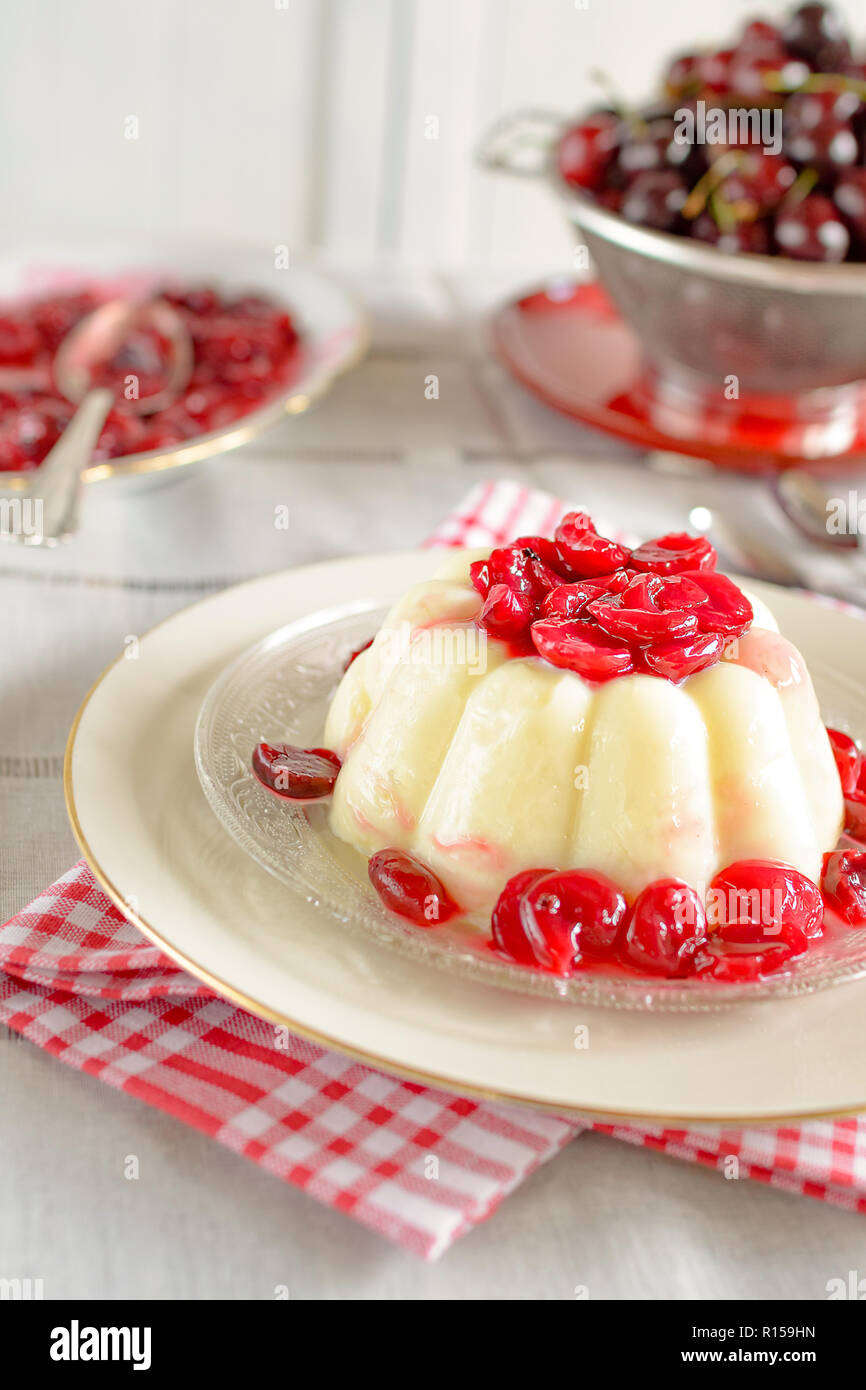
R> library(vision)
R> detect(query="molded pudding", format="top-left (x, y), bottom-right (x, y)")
top-left (323, 530), bottom-right (844, 918)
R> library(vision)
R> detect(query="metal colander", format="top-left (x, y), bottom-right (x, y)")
top-left (479, 110), bottom-right (866, 398)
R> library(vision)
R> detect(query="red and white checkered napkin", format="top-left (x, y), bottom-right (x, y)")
top-left (3, 479), bottom-right (866, 1260)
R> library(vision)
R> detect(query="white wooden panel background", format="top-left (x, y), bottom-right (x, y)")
top-left (1, 0), bottom-right (864, 268)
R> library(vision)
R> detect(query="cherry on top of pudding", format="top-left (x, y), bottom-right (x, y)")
top-left (469, 512), bottom-right (752, 683)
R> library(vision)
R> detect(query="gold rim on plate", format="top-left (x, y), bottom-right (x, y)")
top-left (61, 588), bottom-right (866, 1128)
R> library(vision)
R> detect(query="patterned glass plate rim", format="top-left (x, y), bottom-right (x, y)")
top-left (193, 599), bottom-right (866, 1012)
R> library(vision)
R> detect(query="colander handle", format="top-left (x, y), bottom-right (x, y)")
top-left (476, 108), bottom-right (563, 178)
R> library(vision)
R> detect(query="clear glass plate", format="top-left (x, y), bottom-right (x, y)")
top-left (194, 600), bottom-right (866, 1011)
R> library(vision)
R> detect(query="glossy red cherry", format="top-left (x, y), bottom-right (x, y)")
top-left (252, 742), bottom-right (341, 800)
top-left (540, 571), bottom-right (630, 619)
top-left (554, 513), bottom-right (630, 578)
top-left (488, 543), bottom-right (561, 598)
top-left (783, 3), bottom-right (851, 71)
top-left (786, 119), bottom-right (859, 179)
top-left (531, 617), bottom-right (634, 681)
top-left (620, 573), bottom-right (663, 609)
top-left (708, 860), bottom-right (823, 946)
top-left (28, 290), bottom-right (99, 351)
top-left (557, 112), bottom-right (620, 191)
top-left (621, 170), bottom-right (688, 232)
top-left (492, 868), bottom-right (627, 974)
top-left (844, 792), bottom-right (866, 841)
top-left (642, 630), bottom-right (724, 681)
top-left (786, 88), bottom-right (862, 137)
top-left (717, 152), bottom-right (797, 215)
top-left (652, 575), bottom-right (711, 610)
top-left (624, 879), bottom-right (708, 977)
top-left (469, 559), bottom-right (491, 597)
top-left (587, 595), bottom-right (698, 644)
top-left (739, 18), bottom-right (783, 50)
top-left (691, 213), bottom-right (771, 256)
top-left (368, 848), bottom-right (458, 926)
top-left (628, 532), bottom-right (717, 575)
top-left (833, 169), bottom-right (866, 248)
top-left (510, 534), bottom-right (568, 574)
top-left (540, 580), bottom-right (608, 620)
top-left (678, 570), bottom-right (753, 638)
top-left (697, 48), bottom-right (735, 94)
top-left (480, 583), bottom-right (535, 639)
top-left (490, 868), bottom-right (555, 965)
top-left (822, 849), bottom-right (866, 925)
top-left (664, 52), bottom-right (702, 99)
top-left (0, 316), bottom-right (41, 364)
top-left (826, 727), bottom-right (861, 793)
top-left (774, 195), bottom-right (850, 264)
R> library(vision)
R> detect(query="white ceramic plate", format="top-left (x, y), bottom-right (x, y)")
top-left (0, 243), bottom-right (368, 489)
top-left (65, 551), bottom-right (866, 1123)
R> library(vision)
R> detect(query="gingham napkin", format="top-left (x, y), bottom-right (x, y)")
top-left (2, 480), bottom-right (866, 1261)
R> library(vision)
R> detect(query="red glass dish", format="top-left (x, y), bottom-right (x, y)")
top-left (492, 279), bottom-right (866, 473)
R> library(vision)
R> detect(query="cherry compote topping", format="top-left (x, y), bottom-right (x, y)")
top-left (252, 742), bottom-right (341, 800)
top-left (473, 513), bottom-right (749, 686)
top-left (368, 848), bottom-right (458, 926)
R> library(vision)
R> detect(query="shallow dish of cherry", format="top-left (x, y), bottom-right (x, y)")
top-left (65, 550), bottom-right (866, 1122)
top-left (0, 244), bottom-right (367, 487)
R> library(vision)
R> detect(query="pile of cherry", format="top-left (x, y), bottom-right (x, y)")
top-left (558, 3), bottom-right (866, 262)
top-left (0, 283), bottom-right (300, 471)
top-left (469, 513), bottom-right (752, 684)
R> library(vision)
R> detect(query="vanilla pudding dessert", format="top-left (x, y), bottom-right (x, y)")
top-left (253, 514), bottom-right (866, 982)
top-left (324, 547), bottom-right (842, 912)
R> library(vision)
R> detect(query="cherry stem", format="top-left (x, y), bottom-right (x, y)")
top-left (781, 165), bottom-right (820, 208)
top-left (681, 150), bottom-right (743, 220)
top-left (708, 188), bottom-right (737, 234)
top-left (764, 69), bottom-right (866, 100)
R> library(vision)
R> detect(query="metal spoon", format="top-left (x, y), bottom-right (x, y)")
top-left (53, 298), bottom-right (193, 416)
top-left (774, 467), bottom-right (866, 552)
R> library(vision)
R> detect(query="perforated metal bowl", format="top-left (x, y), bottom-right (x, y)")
top-left (480, 110), bottom-right (866, 398)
